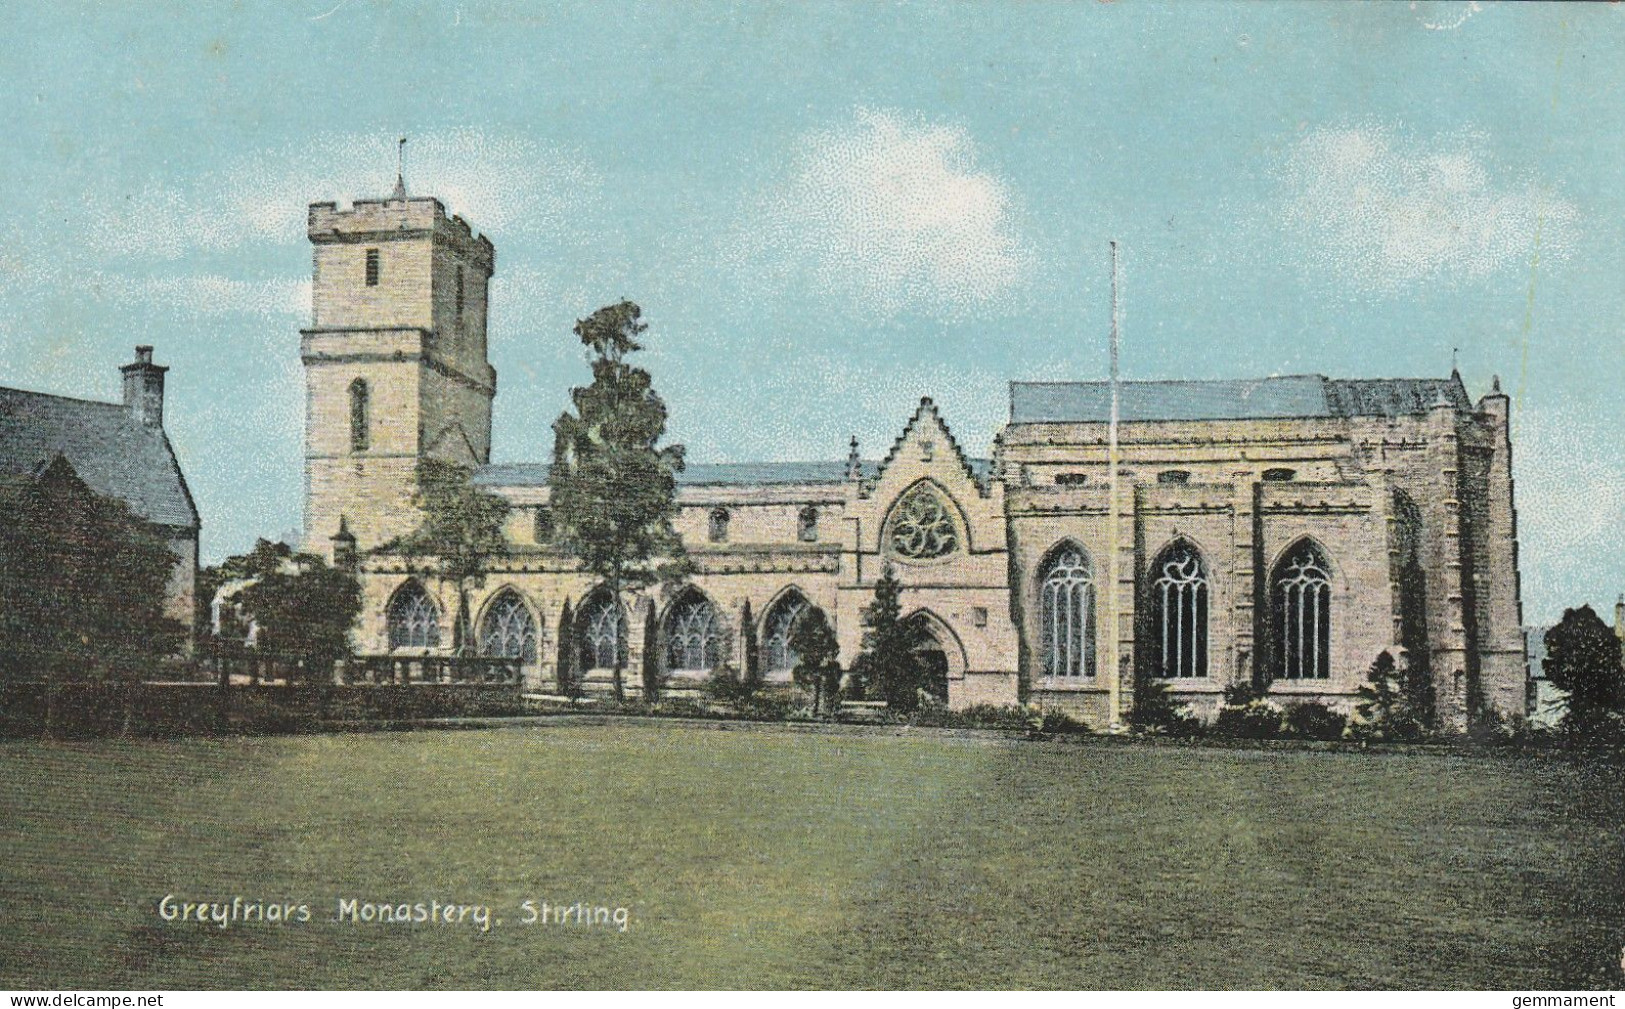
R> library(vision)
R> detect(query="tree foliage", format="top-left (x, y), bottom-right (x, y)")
top-left (789, 606), bottom-right (841, 716)
top-left (1543, 605), bottom-right (1625, 732)
top-left (0, 456), bottom-right (185, 683)
top-left (385, 459), bottom-right (511, 654)
top-left (1353, 650), bottom-right (1425, 741)
top-left (549, 300), bottom-right (689, 700)
top-left (851, 564), bottom-right (930, 712)
top-left (209, 538), bottom-right (361, 683)
top-left (555, 598), bottom-right (578, 697)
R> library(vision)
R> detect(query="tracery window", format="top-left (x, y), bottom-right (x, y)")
top-left (763, 592), bottom-right (812, 673)
top-left (578, 590), bottom-right (627, 671)
top-left (888, 483), bottom-right (959, 560)
top-left (349, 378), bottom-right (369, 453)
top-left (665, 594), bottom-right (722, 672)
top-left (1273, 540), bottom-right (1332, 680)
top-left (478, 589), bottom-right (537, 664)
top-left (387, 581), bottom-right (440, 650)
top-left (1150, 541), bottom-right (1209, 678)
top-left (1040, 546), bottom-right (1095, 678)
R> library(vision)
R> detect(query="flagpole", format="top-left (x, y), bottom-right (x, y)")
top-left (1106, 240), bottom-right (1123, 730)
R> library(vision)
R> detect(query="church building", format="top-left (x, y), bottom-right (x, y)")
top-left (301, 187), bottom-right (1527, 731)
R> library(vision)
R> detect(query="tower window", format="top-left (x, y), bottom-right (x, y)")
top-left (1262, 468), bottom-right (1296, 482)
top-left (455, 267), bottom-right (465, 320)
top-left (798, 506), bottom-right (818, 542)
top-left (1055, 472), bottom-right (1088, 486)
top-left (1158, 470), bottom-right (1191, 485)
top-left (349, 378), bottom-right (369, 453)
top-left (365, 248), bottom-right (380, 287)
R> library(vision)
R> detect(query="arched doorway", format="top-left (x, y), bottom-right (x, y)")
top-left (902, 610), bottom-right (964, 706)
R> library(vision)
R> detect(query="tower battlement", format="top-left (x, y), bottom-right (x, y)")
top-left (308, 197), bottom-right (495, 272)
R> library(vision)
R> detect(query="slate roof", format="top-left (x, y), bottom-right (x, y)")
top-left (1008, 374), bottom-right (1471, 424)
top-left (476, 460), bottom-right (877, 488)
top-left (475, 458), bottom-right (996, 489)
top-left (0, 387), bottom-right (198, 529)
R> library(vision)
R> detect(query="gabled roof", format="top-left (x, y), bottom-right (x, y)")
top-left (870, 397), bottom-right (992, 495)
top-left (1008, 374), bottom-right (1471, 424)
top-left (0, 387), bottom-right (198, 529)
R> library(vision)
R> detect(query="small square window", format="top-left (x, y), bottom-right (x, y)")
top-left (972, 606), bottom-right (988, 627)
top-left (365, 248), bottom-right (380, 287)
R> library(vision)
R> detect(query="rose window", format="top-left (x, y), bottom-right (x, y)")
top-left (889, 484), bottom-right (960, 560)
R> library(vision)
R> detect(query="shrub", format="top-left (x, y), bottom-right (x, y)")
top-left (1025, 706), bottom-right (1090, 736)
top-left (1131, 676), bottom-right (1202, 736)
top-left (702, 665), bottom-right (757, 704)
top-left (1212, 682), bottom-right (1283, 739)
top-left (1352, 651), bottom-right (1426, 742)
top-left (1282, 701), bottom-right (1347, 741)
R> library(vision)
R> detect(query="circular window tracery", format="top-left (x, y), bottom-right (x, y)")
top-left (889, 484), bottom-right (960, 561)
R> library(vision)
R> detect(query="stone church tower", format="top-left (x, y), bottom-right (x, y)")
top-left (300, 182), bottom-right (496, 561)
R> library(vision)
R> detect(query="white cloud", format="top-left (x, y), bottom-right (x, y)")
top-left (1276, 125), bottom-right (1576, 295)
top-left (744, 108), bottom-right (1032, 318)
top-left (86, 272), bottom-right (311, 319)
top-left (86, 129), bottom-right (600, 258)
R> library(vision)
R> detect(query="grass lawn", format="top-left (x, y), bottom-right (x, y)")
top-left (1, 723), bottom-right (1621, 989)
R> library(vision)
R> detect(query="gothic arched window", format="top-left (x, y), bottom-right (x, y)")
top-left (578, 589), bottom-right (627, 671)
top-left (763, 591), bottom-right (812, 673)
top-left (349, 378), bottom-right (369, 453)
top-left (709, 508), bottom-right (730, 543)
top-left (1273, 540), bottom-right (1332, 680)
top-left (888, 483), bottom-right (960, 561)
top-left (665, 593), bottom-right (722, 673)
top-left (1040, 545), bottom-right (1095, 678)
top-left (478, 589), bottom-right (537, 665)
top-left (798, 506), bottom-right (819, 543)
top-left (387, 581), bottom-right (440, 650)
top-left (1150, 541), bottom-right (1209, 678)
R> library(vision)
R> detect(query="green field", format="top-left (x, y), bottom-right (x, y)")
top-left (1, 723), bottom-right (1621, 989)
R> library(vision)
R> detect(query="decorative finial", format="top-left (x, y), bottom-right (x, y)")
top-left (1491, 374), bottom-right (1502, 394)
top-left (1450, 346), bottom-right (1460, 379)
top-left (392, 137), bottom-right (408, 200)
top-left (846, 435), bottom-right (861, 481)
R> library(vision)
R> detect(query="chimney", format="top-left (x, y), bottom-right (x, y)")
top-left (120, 345), bottom-right (167, 428)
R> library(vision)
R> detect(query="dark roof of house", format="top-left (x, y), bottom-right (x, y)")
top-left (0, 387), bottom-right (198, 529)
top-left (1008, 374), bottom-right (1472, 424)
top-left (475, 460), bottom-right (883, 488)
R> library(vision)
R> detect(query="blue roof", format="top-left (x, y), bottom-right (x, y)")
top-left (476, 460), bottom-right (882, 488)
top-left (1009, 375), bottom-right (1469, 424)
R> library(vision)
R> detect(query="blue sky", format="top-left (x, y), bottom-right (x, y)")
top-left (0, 1), bottom-right (1620, 624)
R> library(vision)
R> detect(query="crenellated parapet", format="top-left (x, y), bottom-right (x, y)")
top-left (308, 196), bottom-right (495, 273)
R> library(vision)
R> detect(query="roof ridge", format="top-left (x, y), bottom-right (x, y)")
top-left (0, 385), bottom-right (131, 413)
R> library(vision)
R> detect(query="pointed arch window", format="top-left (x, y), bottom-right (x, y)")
top-left (665, 593), bottom-right (722, 672)
top-left (478, 589), bottom-right (537, 665)
top-left (578, 590), bottom-right (627, 671)
top-left (349, 378), bottom-right (369, 453)
top-left (387, 581), bottom-right (440, 650)
top-left (1273, 540), bottom-right (1332, 680)
top-left (763, 592), bottom-right (812, 673)
top-left (888, 483), bottom-right (960, 560)
top-left (1150, 541), bottom-right (1209, 678)
top-left (1040, 546), bottom-right (1095, 678)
